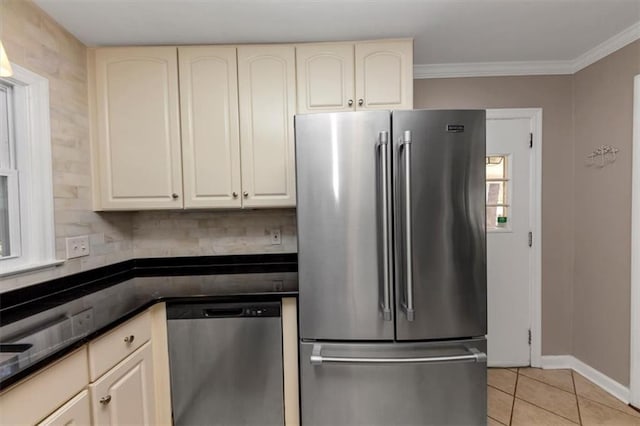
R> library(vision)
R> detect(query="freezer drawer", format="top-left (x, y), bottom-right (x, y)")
top-left (300, 338), bottom-right (487, 426)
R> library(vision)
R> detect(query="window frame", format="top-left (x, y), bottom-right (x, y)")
top-left (0, 63), bottom-right (58, 276)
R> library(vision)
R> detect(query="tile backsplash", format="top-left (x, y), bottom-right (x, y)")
top-left (132, 209), bottom-right (297, 257)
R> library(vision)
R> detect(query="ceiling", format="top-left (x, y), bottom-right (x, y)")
top-left (34, 0), bottom-right (640, 67)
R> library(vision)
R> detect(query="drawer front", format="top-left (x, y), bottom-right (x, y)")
top-left (0, 347), bottom-right (89, 425)
top-left (89, 311), bottom-right (151, 381)
top-left (38, 389), bottom-right (91, 426)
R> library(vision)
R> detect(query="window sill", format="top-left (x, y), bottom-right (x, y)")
top-left (0, 259), bottom-right (65, 278)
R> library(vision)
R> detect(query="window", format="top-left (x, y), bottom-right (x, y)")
top-left (0, 83), bottom-right (19, 259)
top-left (486, 155), bottom-right (510, 231)
top-left (0, 64), bottom-right (56, 276)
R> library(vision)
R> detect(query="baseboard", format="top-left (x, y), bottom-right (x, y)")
top-left (541, 355), bottom-right (630, 404)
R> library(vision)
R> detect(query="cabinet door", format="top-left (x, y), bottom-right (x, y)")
top-left (296, 43), bottom-right (355, 113)
top-left (90, 342), bottom-right (156, 426)
top-left (38, 390), bottom-right (91, 426)
top-left (93, 47), bottom-right (183, 210)
top-left (238, 45), bottom-right (297, 208)
top-left (179, 46), bottom-right (242, 208)
top-left (355, 40), bottom-right (413, 110)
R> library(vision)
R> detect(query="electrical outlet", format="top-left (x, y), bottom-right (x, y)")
top-left (71, 308), bottom-right (94, 337)
top-left (66, 235), bottom-right (90, 259)
top-left (270, 228), bottom-right (281, 245)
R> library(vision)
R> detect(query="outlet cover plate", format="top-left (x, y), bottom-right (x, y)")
top-left (66, 235), bottom-right (90, 259)
top-left (270, 228), bottom-right (281, 245)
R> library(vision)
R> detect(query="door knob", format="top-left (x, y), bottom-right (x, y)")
top-left (232, 192), bottom-right (238, 198)
top-left (124, 335), bottom-right (135, 344)
top-left (243, 192), bottom-right (249, 198)
top-left (172, 193), bottom-right (179, 199)
top-left (100, 395), bottom-right (112, 405)
top-left (358, 99), bottom-right (364, 106)
top-left (347, 99), bottom-right (353, 107)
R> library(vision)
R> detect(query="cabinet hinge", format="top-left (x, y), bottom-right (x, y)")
top-left (528, 329), bottom-right (532, 345)
top-left (529, 133), bottom-right (533, 148)
top-left (528, 231), bottom-right (533, 247)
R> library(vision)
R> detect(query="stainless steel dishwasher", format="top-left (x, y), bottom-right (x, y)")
top-left (167, 301), bottom-right (284, 426)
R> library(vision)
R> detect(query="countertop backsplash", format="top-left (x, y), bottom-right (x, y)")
top-left (132, 209), bottom-right (298, 257)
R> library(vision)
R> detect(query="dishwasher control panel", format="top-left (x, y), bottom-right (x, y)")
top-left (168, 301), bottom-right (281, 320)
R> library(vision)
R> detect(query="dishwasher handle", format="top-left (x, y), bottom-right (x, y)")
top-left (203, 308), bottom-right (244, 317)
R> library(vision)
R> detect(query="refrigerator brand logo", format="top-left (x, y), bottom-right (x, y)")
top-left (446, 124), bottom-right (465, 133)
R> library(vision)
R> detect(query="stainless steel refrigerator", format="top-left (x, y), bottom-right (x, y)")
top-left (295, 109), bottom-right (487, 425)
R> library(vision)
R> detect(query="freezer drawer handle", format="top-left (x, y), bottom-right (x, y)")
top-left (378, 130), bottom-right (392, 321)
top-left (401, 130), bottom-right (415, 322)
top-left (310, 345), bottom-right (487, 365)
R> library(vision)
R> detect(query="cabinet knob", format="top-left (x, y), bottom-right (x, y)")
top-left (347, 99), bottom-right (353, 107)
top-left (358, 99), bottom-right (364, 106)
top-left (172, 193), bottom-right (179, 199)
top-left (232, 192), bottom-right (238, 198)
top-left (100, 395), bottom-right (112, 405)
top-left (124, 335), bottom-right (135, 344)
top-left (243, 191), bottom-right (249, 198)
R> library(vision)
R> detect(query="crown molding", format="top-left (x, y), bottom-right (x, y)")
top-left (413, 61), bottom-right (574, 79)
top-left (414, 20), bottom-right (640, 79)
top-left (573, 20), bottom-right (640, 72)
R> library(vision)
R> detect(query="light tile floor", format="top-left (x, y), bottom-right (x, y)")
top-left (488, 368), bottom-right (640, 425)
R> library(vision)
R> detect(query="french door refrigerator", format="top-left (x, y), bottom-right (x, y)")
top-left (295, 109), bottom-right (487, 425)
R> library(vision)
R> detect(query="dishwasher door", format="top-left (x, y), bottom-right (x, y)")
top-left (167, 301), bottom-right (284, 426)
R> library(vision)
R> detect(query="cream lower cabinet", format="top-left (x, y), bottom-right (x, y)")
top-left (238, 45), bottom-right (297, 208)
top-left (38, 390), bottom-right (92, 426)
top-left (89, 342), bottom-right (156, 425)
top-left (296, 39), bottom-right (413, 113)
top-left (0, 348), bottom-right (89, 425)
top-left (90, 47), bottom-right (183, 210)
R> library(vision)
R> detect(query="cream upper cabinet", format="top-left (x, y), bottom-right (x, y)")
top-left (90, 342), bottom-right (156, 426)
top-left (179, 46), bottom-right (242, 208)
top-left (355, 40), bottom-right (413, 110)
top-left (296, 39), bottom-right (413, 114)
top-left (91, 47), bottom-right (183, 210)
top-left (238, 45), bottom-right (297, 208)
top-left (296, 43), bottom-right (355, 113)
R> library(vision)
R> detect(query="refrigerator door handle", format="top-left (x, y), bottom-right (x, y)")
top-left (401, 130), bottom-right (415, 321)
top-left (310, 344), bottom-right (487, 365)
top-left (378, 131), bottom-right (392, 321)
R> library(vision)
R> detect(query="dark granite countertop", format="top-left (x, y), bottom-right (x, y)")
top-left (0, 253), bottom-right (297, 390)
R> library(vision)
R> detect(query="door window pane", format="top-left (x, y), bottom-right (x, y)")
top-left (486, 155), bottom-right (510, 231)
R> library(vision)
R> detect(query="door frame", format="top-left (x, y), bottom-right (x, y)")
top-left (486, 108), bottom-right (542, 367)
top-left (630, 74), bottom-right (640, 407)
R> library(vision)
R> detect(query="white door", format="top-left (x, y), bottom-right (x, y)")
top-left (486, 113), bottom-right (533, 366)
